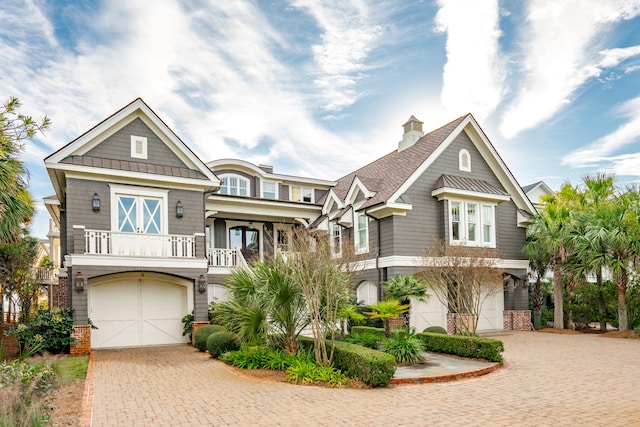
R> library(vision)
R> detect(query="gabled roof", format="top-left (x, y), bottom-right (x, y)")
top-left (333, 115), bottom-right (467, 209)
top-left (44, 98), bottom-right (219, 200)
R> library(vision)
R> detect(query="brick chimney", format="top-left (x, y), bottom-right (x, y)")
top-left (398, 115), bottom-right (424, 152)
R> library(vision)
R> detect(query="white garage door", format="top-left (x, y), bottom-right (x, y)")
top-left (90, 273), bottom-right (191, 349)
top-left (476, 289), bottom-right (504, 332)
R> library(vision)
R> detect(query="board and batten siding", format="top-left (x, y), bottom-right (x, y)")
top-left (380, 130), bottom-right (526, 260)
top-left (84, 118), bottom-right (189, 169)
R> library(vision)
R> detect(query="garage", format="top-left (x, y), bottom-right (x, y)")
top-left (89, 273), bottom-right (192, 349)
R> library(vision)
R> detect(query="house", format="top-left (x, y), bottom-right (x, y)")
top-left (44, 99), bottom-right (534, 353)
top-left (523, 181), bottom-right (553, 212)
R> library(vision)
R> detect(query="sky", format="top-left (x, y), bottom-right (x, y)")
top-left (1, 0), bottom-right (640, 239)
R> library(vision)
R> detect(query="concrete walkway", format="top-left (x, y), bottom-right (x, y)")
top-left (88, 332), bottom-right (640, 426)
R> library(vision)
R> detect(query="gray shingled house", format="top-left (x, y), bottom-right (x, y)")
top-left (44, 99), bottom-right (533, 353)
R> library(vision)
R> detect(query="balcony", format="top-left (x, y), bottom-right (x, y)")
top-left (31, 267), bottom-right (59, 284)
top-left (207, 248), bottom-right (247, 269)
top-left (84, 229), bottom-right (197, 258)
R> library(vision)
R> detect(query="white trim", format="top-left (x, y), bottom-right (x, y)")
top-left (109, 184), bottom-right (169, 234)
top-left (388, 115), bottom-right (536, 215)
top-left (260, 180), bottom-right (278, 200)
top-left (350, 255), bottom-right (529, 271)
top-left (225, 220), bottom-right (264, 259)
top-left (218, 173), bottom-right (250, 197)
top-left (447, 199), bottom-right (497, 248)
top-left (207, 158), bottom-right (335, 187)
top-left (431, 187), bottom-right (511, 202)
top-left (353, 210), bottom-right (369, 254)
top-left (345, 176), bottom-right (375, 205)
top-left (289, 185), bottom-right (315, 203)
top-left (130, 135), bottom-right (148, 159)
top-left (67, 254), bottom-right (207, 269)
top-left (459, 149), bottom-right (471, 172)
top-left (322, 189), bottom-right (344, 215)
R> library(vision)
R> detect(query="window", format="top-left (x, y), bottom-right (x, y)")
top-left (130, 135), bottom-right (147, 159)
top-left (330, 222), bottom-right (342, 257)
top-left (110, 185), bottom-right (168, 234)
top-left (262, 181), bottom-right (277, 199)
top-left (219, 174), bottom-right (249, 196)
top-left (354, 211), bottom-right (369, 253)
top-left (290, 186), bottom-right (314, 203)
top-left (449, 200), bottom-right (495, 246)
top-left (459, 149), bottom-right (471, 172)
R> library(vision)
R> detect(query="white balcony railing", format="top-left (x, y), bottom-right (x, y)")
top-left (207, 248), bottom-right (247, 268)
top-left (31, 267), bottom-right (59, 282)
top-left (85, 230), bottom-right (196, 258)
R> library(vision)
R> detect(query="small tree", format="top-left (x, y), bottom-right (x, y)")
top-left (382, 274), bottom-right (429, 327)
top-left (418, 242), bottom-right (504, 335)
top-left (287, 227), bottom-right (357, 366)
top-left (366, 300), bottom-right (410, 337)
top-left (0, 236), bottom-right (39, 323)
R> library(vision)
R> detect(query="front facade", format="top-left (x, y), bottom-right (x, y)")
top-left (44, 99), bottom-right (534, 352)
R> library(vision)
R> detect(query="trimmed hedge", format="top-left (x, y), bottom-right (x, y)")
top-left (194, 324), bottom-right (227, 352)
top-left (416, 332), bottom-right (504, 364)
top-left (350, 326), bottom-right (386, 337)
top-left (206, 331), bottom-right (240, 358)
top-left (300, 337), bottom-right (396, 387)
top-left (422, 326), bottom-right (447, 335)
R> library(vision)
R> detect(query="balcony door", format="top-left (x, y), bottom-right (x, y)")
top-left (229, 226), bottom-right (259, 262)
top-left (117, 195), bottom-right (163, 234)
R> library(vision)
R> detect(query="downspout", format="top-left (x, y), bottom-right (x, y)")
top-left (364, 210), bottom-right (383, 301)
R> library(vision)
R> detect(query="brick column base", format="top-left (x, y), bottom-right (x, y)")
top-left (191, 321), bottom-right (210, 346)
top-left (503, 310), bottom-right (532, 331)
top-left (70, 325), bottom-right (91, 355)
top-left (446, 313), bottom-right (476, 334)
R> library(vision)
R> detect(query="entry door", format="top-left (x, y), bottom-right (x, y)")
top-left (229, 226), bottom-right (259, 261)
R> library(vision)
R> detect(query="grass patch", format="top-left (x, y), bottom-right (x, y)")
top-left (27, 355), bottom-right (89, 384)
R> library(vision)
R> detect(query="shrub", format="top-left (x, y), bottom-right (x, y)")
top-left (300, 337), bottom-right (396, 387)
top-left (0, 361), bottom-right (57, 425)
top-left (416, 332), bottom-right (504, 364)
top-left (381, 330), bottom-right (425, 363)
top-left (423, 326), bottom-right (447, 335)
top-left (194, 325), bottom-right (226, 352)
top-left (350, 326), bottom-right (386, 337)
top-left (342, 332), bottom-right (380, 349)
top-left (206, 331), bottom-right (240, 358)
top-left (5, 308), bottom-right (75, 355)
top-left (181, 313), bottom-right (194, 337)
top-left (285, 359), bottom-right (347, 387)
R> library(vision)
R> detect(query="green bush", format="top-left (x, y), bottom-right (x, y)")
top-left (300, 337), bottom-right (396, 387)
top-left (220, 346), bottom-right (296, 370)
top-left (381, 330), bottom-right (425, 363)
top-left (416, 332), bottom-right (504, 364)
top-left (5, 308), bottom-right (75, 355)
top-left (342, 332), bottom-right (380, 349)
top-left (0, 360), bottom-right (57, 425)
top-left (193, 325), bottom-right (226, 352)
top-left (181, 313), bottom-right (194, 337)
top-left (285, 359), bottom-right (347, 387)
top-left (422, 326), bottom-right (447, 335)
top-left (206, 331), bottom-right (240, 358)
top-left (350, 326), bottom-right (386, 337)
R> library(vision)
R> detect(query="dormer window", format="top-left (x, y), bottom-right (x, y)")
top-left (131, 135), bottom-right (147, 159)
top-left (459, 149), bottom-right (471, 172)
top-left (219, 174), bottom-right (249, 196)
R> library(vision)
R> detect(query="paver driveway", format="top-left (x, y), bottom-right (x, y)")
top-left (89, 331), bottom-right (640, 426)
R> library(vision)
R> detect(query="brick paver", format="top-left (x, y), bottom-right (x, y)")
top-left (89, 332), bottom-right (640, 426)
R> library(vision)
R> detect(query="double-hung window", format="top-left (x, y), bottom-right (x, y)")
top-left (219, 174), bottom-right (249, 196)
top-left (290, 186), bottom-right (314, 203)
top-left (449, 200), bottom-right (495, 247)
top-left (262, 181), bottom-right (277, 199)
top-left (354, 211), bottom-right (369, 253)
top-left (330, 222), bottom-right (342, 257)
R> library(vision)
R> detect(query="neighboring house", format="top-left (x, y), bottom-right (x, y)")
top-left (523, 181), bottom-right (553, 213)
top-left (44, 99), bottom-right (535, 353)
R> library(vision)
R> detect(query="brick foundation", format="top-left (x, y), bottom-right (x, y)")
top-left (503, 310), bottom-right (532, 331)
top-left (70, 325), bottom-right (91, 355)
top-left (191, 321), bottom-right (210, 346)
top-left (446, 313), bottom-right (476, 334)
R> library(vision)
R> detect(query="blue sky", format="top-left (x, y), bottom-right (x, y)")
top-left (2, 0), bottom-right (640, 238)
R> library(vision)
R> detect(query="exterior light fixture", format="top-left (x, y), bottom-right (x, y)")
top-left (75, 271), bottom-right (85, 291)
top-left (176, 201), bottom-right (184, 218)
top-left (198, 274), bottom-right (207, 293)
top-left (92, 193), bottom-right (100, 212)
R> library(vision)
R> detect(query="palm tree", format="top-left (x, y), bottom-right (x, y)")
top-left (382, 274), bottom-right (429, 328)
top-left (522, 237), bottom-right (550, 330)
top-left (366, 300), bottom-right (410, 337)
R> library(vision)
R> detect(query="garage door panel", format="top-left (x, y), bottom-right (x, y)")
top-left (90, 275), bottom-right (189, 349)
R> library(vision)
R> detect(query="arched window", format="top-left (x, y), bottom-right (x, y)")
top-left (219, 174), bottom-right (250, 196)
top-left (459, 149), bottom-right (471, 172)
top-left (357, 281), bottom-right (378, 305)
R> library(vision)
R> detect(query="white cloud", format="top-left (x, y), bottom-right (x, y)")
top-left (562, 96), bottom-right (640, 174)
top-left (288, 0), bottom-right (384, 113)
top-left (499, 0), bottom-right (640, 139)
top-left (434, 0), bottom-right (505, 121)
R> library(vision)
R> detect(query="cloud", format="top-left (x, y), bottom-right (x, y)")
top-left (499, 0), bottom-right (640, 139)
top-left (562, 96), bottom-right (640, 175)
top-left (288, 0), bottom-right (384, 113)
top-left (434, 0), bottom-right (505, 121)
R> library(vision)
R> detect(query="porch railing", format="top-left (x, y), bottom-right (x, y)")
top-left (31, 267), bottom-right (58, 282)
top-left (85, 230), bottom-right (196, 258)
top-left (207, 248), bottom-right (247, 268)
